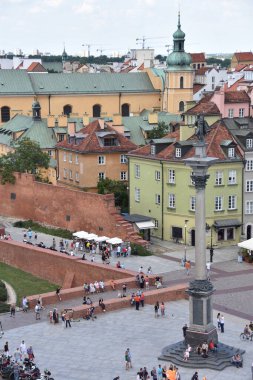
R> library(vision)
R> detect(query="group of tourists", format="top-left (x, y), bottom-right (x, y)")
top-left (83, 280), bottom-right (105, 294)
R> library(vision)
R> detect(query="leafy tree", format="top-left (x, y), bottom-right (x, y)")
top-left (97, 178), bottom-right (128, 212)
top-left (0, 138), bottom-right (50, 184)
top-left (206, 57), bottom-right (231, 68)
top-left (148, 121), bottom-right (170, 139)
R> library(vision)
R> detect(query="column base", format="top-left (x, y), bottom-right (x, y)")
top-left (185, 326), bottom-right (218, 346)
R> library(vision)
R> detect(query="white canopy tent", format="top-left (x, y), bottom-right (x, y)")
top-left (73, 231), bottom-right (89, 239)
top-left (86, 233), bottom-right (98, 241)
top-left (238, 238), bottom-right (253, 250)
top-left (107, 237), bottom-right (123, 245)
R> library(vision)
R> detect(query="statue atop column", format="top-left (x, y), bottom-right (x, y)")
top-left (194, 113), bottom-right (209, 142)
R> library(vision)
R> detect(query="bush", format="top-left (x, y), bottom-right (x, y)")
top-left (0, 282), bottom-right (7, 302)
top-left (131, 243), bottom-right (152, 256)
top-left (0, 302), bottom-right (11, 313)
top-left (13, 220), bottom-right (73, 239)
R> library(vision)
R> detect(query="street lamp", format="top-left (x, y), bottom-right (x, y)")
top-left (184, 219), bottom-right (189, 262)
top-left (206, 223), bottom-right (214, 262)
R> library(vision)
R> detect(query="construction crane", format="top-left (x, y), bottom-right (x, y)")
top-left (136, 36), bottom-right (168, 49)
top-left (82, 43), bottom-right (102, 57)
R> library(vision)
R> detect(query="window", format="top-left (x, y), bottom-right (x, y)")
top-left (228, 147), bottom-right (235, 158)
top-left (215, 171), bottom-right (223, 185)
top-left (179, 101), bottom-right (184, 112)
top-left (135, 164), bottom-right (140, 178)
top-left (120, 154), bottom-right (127, 164)
top-left (246, 201), bottom-right (253, 214)
top-left (168, 169), bottom-right (175, 184)
top-left (228, 170), bottom-right (236, 184)
top-left (75, 172), bottom-right (79, 182)
top-left (135, 187), bottom-right (140, 202)
top-left (63, 168), bottom-right (67, 178)
top-left (228, 109), bottom-right (234, 118)
top-left (75, 155), bottom-right (79, 164)
top-left (151, 145), bottom-right (156, 155)
top-left (48, 150), bottom-right (53, 157)
top-left (63, 104), bottom-right (72, 116)
top-left (1, 106), bottom-right (10, 122)
top-left (227, 227), bottom-right (234, 240)
top-left (69, 153), bottom-right (72, 163)
top-left (120, 171), bottom-right (127, 181)
top-left (155, 170), bottom-right (161, 181)
top-left (168, 193), bottom-right (175, 208)
top-left (228, 195), bottom-right (237, 210)
top-left (212, 76), bottom-right (215, 83)
top-left (93, 104), bottom-right (101, 118)
top-left (103, 138), bottom-right (118, 147)
top-left (121, 103), bottom-right (130, 117)
top-left (180, 76), bottom-right (184, 89)
top-left (246, 139), bottom-right (253, 148)
top-left (239, 108), bottom-right (244, 118)
top-left (98, 172), bottom-right (105, 180)
top-left (190, 196), bottom-right (196, 211)
top-left (175, 147), bottom-right (181, 158)
top-left (246, 180), bottom-right (253, 192)
top-left (218, 229), bottom-right (225, 241)
top-left (218, 227), bottom-right (234, 241)
top-left (98, 156), bottom-right (105, 165)
top-left (155, 194), bottom-right (161, 205)
top-left (69, 169), bottom-right (72, 180)
top-left (63, 152), bottom-right (67, 162)
top-left (246, 160), bottom-right (253, 171)
top-left (215, 196), bottom-right (223, 211)
top-left (58, 134), bottom-right (65, 142)
top-left (190, 171), bottom-right (195, 186)
top-left (154, 220), bottom-right (159, 228)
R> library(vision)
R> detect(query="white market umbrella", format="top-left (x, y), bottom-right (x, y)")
top-left (238, 238), bottom-right (253, 250)
top-left (107, 237), bottom-right (123, 245)
top-left (73, 231), bottom-right (89, 239)
top-left (86, 233), bottom-right (98, 241)
top-left (95, 236), bottom-right (109, 242)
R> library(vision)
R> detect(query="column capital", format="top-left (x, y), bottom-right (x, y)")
top-left (191, 174), bottom-right (210, 189)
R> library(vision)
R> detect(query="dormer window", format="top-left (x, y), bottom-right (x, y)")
top-left (228, 147), bottom-right (235, 158)
top-left (103, 137), bottom-right (118, 146)
top-left (246, 138), bottom-right (253, 149)
top-left (151, 145), bottom-right (156, 155)
top-left (175, 147), bottom-right (181, 158)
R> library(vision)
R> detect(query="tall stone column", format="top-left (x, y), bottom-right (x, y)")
top-left (184, 144), bottom-right (218, 346)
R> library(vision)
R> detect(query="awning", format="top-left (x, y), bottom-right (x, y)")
top-left (238, 238), bottom-right (253, 250)
top-left (136, 221), bottom-right (156, 230)
top-left (214, 219), bottom-right (242, 228)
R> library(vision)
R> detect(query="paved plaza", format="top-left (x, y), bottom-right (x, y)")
top-left (1, 216), bottom-right (253, 379)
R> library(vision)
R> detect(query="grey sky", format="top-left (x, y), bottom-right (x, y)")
top-left (0, 0), bottom-right (252, 56)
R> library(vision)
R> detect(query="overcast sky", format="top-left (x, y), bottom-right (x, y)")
top-left (0, 0), bottom-right (252, 56)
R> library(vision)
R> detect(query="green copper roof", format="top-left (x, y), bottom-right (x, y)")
top-left (0, 70), bottom-right (35, 94)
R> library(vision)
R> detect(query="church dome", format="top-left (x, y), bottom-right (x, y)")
top-left (173, 28), bottom-right (185, 40)
top-left (166, 51), bottom-right (192, 67)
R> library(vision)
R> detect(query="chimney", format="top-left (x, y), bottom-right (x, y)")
top-left (58, 115), bottom-right (68, 127)
top-left (148, 112), bottom-right (158, 124)
top-left (99, 119), bottom-right (105, 130)
top-left (83, 114), bottom-right (89, 126)
top-left (68, 122), bottom-right (76, 136)
top-left (47, 115), bottom-right (56, 128)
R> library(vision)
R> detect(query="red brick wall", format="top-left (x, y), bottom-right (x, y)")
top-left (0, 173), bottom-right (129, 240)
top-left (0, 240), bottom-right (136, 287)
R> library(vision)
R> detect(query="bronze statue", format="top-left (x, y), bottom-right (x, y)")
top-left (194, 113), bottom-right (209, 142)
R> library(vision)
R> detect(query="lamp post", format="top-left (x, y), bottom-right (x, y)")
top-left (184, 219), bottom-right (189, 262)
top-left (210, 225), bottom-right (214, 263)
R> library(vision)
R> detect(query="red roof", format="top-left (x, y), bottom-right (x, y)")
top-left (224, 90), bottom-right (250, 103)
top-left (129, 121), bottom-right (243, 161)
top-left (27, 62), bottom-right (47, 72)
top-left (57, 119), bottom-right (137, 153)
top-left (225, 78), bottom-right (244, 91)
top-left (185, 101), bottom-right (220, 116)
top-left (190, 53), bottom-right (206, 63)
top-left (234, 52), bottom-right (253, 62)
top-left (193, 84), bottom-right (205, 94)
top-left (234, 64), bottom-right (248, 72)
top-left (195, 67), bottom-right (210, 75)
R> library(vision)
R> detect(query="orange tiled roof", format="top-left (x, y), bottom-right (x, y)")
top-left (57, 119), bottom-right (137, 153)
top-left (190, 53), bottom-right (205, 63)
top-left (234, 64), bottom-right (248, 72)
top-left (193, 84), bottom-right (205, 94)
top-left (224, 90), bottom-right (250, 103)
top-left (129, 121), bottom-right (243, 161)
top-left (185, 101), bottom-right (220, 116)
top-left (234, 52), bottom-right (253, 62)
top-left (27, 62), bottom-right (47, 72)
top-left (225, 78), bottom-right (244, 92)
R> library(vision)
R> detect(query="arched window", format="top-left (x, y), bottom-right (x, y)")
top-left (121, 103), bottom-right (130, 117)
top-left (179, 101), bottom-right (184, 112)
top-left (63, 105), bottom-right (72, 116)
top-left (180, 76), bottom-right (184, 89)
top-left (93, 104), bottom-right (101, 118)
top-left (1, 106), bottom-right (10, 122)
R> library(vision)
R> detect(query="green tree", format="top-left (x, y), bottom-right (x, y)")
top-left (97, 178), bottom-right (129, 212)
top-left (148, 121), bottom-right (170, 139)
top-left (0, 138), bottom-right (50, 184)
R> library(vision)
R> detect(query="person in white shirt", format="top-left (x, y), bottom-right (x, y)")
top-left (19, 340), bottom-right (27, 358)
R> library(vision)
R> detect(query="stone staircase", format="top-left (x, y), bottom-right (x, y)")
top-left (159, 340), bottom-right (245, 371)
top-left (110, 212), bottom-right (148, 247)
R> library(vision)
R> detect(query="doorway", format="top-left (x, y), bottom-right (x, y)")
top-left (247, 225), bottom-right (252, 240)
top-left (191, 229), bottom-right (195, 246)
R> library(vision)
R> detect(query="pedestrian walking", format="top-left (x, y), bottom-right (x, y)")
top-left (126, 348), bottom-right (132, 369)
top-left (154, 301), bottom-right (159, 317)
top-left (135, 294), bottom-right (140, 310)
top-left (34, 233), bottom-right (37, 241)
top-left (151, 367), bottom-right (158, 380)
top-left (122, 283), bottom-right (127, 297)
top-left (217, 312), bottom-right (221, 329)
top-left (185, 260), bottom-right (191, 275)
top-left (35, 303), bottom-right (40, 320)
top-left (27, 346), bottom-right (34, 361)
top-left (182, 323), bottom-right (188, 340)
top-left (161, 302), bottom-right (165, 317)
top-left (157, 364), bottom-right (163, 380)
top-left (206, 262), bottom-right (211, 280)
top-left (220, 314), bottom-right (224, 333)
top-left (4, 341), bottom-right (9, 357)
top-left (191, 371), bottom-right (198, 380)
top-left (65, 311), bottom-right (71, 328)
top-left (56, 287), bottom-right (62, 301)
top-left (19, 340), bottom-right (27, 359)
top-left (10, 304), bottom-right (15, 317)
top-left (140, 292), bottom-right (145, 307)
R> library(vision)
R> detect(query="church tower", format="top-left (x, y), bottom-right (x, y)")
top-left (163, 13), bottom-right (193, 114)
